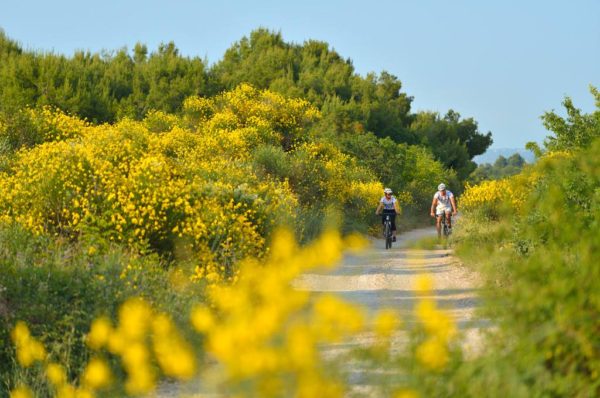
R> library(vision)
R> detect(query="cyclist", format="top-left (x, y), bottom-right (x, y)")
top-left (430, 183), bottom-right (457, 237)
top-left (376, 188), bottom-right (401, 242)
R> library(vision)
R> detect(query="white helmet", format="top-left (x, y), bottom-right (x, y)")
top-left (438, 183), bottom-right (446, 191)
top-left (383, 188), bottom-right (393, 194)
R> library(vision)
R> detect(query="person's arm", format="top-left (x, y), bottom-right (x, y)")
top-left (430, 196), bottom-right (437, 217)
top-left (394, 199), bottom-right (401, 214)
top-left (375, 202), bottom-right (383, 215)
top-left (450, 195), bottom-right (457, 215)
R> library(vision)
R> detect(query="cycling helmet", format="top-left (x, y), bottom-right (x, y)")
top-left (438, 183), bottom-right (446, 191)
top-left (383, 188), bottom-right (393, 194)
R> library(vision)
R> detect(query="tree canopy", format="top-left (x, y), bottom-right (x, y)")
top-left (0, 28), bottom-right (493, 190)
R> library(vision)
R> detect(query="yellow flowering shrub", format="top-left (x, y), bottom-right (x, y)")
top-left (0, 106), bottom-right (88, 153)
top-left (460, 151), bottom-right (573, 218)
top-left (460, 178), bottom-right (513, 217)
top-left (186, 83), bottom-right (320, 150)
top-left (0, 85), bottom-right (383, 280)
top-left (25, 106), bottom-right (89, 142)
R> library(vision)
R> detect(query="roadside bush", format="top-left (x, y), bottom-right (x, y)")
top-left (0, 223), bottom-right (204, 396)
top-left (0, 85), bottom-right (386, 280)
top-left (452, 139), bottom-right (600, 397)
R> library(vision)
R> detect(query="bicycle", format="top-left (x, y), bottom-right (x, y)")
top-left (439, 213), bottom-right (452, 238)
top-left (382, 213), bottom-right (393, 249)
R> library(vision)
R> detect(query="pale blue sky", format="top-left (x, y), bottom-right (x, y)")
top-left (1, 0), bottom-right (598, 148)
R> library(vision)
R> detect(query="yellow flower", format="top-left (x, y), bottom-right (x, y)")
top-left (394, 389), bottom-right (420, 398)
top-left (118, 298), bottom-right (152, 340)
top-left (415, 299), bottom-right (456, 342)
top-left (416, 337), bottom-right (449, 371)
top-left (11, 321), bottom-right (30, 345)
top-left (414, 274), bottom-right (433, 296)
top-left (9, 385), bottom-right (33, 398)
top-left (87, 317), bottom-right (112, 350)
top-left (190, 305), bottom-right (215, 332)
top-left (74, 388), bottom-right (94, 398)
top-left (82, 357), bottom-right (112, 390)
top-left (124, 365), bottom-right (156, 395)
top-left (46, 362), bottom-right (67, 386)
top-left (56, 384), bottom-right (76, 398)
top-left (11, 321), bottom-right (46, 366)
top-left (373, 309), bottom-right (401, 338)
top-left (152, 313), bottom-right (196, 379)
top-left (312, 294), bottom-right (365, 341)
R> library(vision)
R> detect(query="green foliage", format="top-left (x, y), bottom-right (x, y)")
top-left (336, 130), bottom-right (458, 211)
top-left (469, 153), bottom-right (527, 183)
top-left (0, 223), bottom-right (204, 395)
top-left (540, 85), bottom-right (600, 152)
top-left (454, 143), bottom-right (600, 396)
top-left (410, 110), bottom-right (493, 180)
top-left (452, 93), bottom-right (600, 396)
top-left (0, 31), bottom-right (207, 123)
top-left (0, 29), bottom-right (492, 187)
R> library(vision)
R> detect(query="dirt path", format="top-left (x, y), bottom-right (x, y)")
top-left (156, 227), bottom-right (483, 397)
top-left (294, 226), bottom-right (484, 355)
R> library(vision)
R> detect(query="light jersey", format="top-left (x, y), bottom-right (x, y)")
top-left (380, 195), bottom-right (397, 211)
top-left (434, 190), bottom-right (454, 212)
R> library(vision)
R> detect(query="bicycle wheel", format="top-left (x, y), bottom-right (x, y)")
top-left (384, 222), bottom-right (392, 249)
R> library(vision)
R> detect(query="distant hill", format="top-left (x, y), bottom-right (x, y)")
top-left (473, 148), bottom-right (536, 165)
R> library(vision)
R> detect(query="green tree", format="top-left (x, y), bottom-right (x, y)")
top-left (468, 153), bottom-right (527, 183)
top-left (507, 153), bottom-right (525, 168)
top-left (540, 85), bottom-right (600, 152)
top-left (410, 110), bottom-right (492, 180)
top-left (494, 155), bottom-right (508, 168)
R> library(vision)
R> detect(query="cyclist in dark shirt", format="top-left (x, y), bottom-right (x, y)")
top-left (376, 188), bottom-right (401, 242)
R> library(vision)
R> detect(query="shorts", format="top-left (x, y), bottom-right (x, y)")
top-left (436, 206), bottom-right (452, 216)
top-left (381, 210), bottom-right (397, 231)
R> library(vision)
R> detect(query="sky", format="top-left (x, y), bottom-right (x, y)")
top-left (1, 0), bottom-right (598, 149)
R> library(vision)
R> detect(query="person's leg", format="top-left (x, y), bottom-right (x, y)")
top-left (391, 215), bottom-right (397, 241)
top-left (446, 211), bottom-right (452, 228)
top-left (436, 214), bottom-right (442, 237)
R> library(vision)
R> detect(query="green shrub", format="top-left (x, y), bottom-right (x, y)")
top-left (450, 140), bottom-right (600, 396)
top-left (0, 224), bottom-right (204, 396)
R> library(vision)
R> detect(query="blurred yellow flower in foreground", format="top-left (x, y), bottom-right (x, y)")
top-left (413, 274), bottom-right (456, 372)
top-left (11, 321), bottom-right (46, 367)
top-left (190, 305), bottom-right (215, 332)
top-left (152, 313), bottom-right (196, 379)
top-left (414, 274), bottom-right (434, 295)
top-left (9, 385), bottom-right (33, 398)
top-left (82, 357), bottom-right (112, 389)
top-left (415, 299), bottom-right (456, 342)
top-left (394, 388), bottom-right (420, 398)
top-left (86, 317), bottom-right (112, 350)
top-left (416, 337), bottom-right (449, 371)
top-left (373, 309), bottom-right (401, 338)
top-left (9, 227), bottom-right (463, 397)
top-left (46, 362), bottom-right (67, 386)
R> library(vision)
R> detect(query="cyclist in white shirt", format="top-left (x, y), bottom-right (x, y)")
top-left (430, 183), bottom-right (457, 237)
top-left (376, 188), bottom-right (401, 242)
